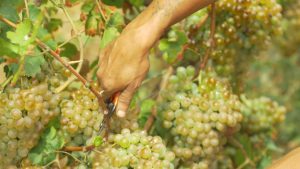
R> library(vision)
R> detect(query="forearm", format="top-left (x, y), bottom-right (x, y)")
top-left (125, 0), bottom-right (216, 48)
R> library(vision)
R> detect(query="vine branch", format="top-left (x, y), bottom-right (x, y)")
top-left (95, 0), bottom-right (107, 21)
top-left (24, 0), bottom-right (30, 17)
top-left (0, 16), bottom-right (106, 109)
top-left (54, 3), bottom-right (85, 93)
top-left (62, 145), bottom-right (95, 152)
top-left (199, 3), bottom-right (216, 70)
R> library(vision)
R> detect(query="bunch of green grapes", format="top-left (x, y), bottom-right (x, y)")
top-left (276, 0), bottom-right (300, 56)
top-left (240, 95), bottom-right (286, 133)
top-left (0, 81), bottom-right (61, 167)
top-left (92, 129), bottom-right (175, 169)
top-left (59, 85), bottom-right (104, 146)
top-left (211, 0), bottom-right (282, 75)
top-left (213, 95), bottom-right (287, 169)
top-left (159, 66), bottom-right (242, 168)
top-left (110, 108), bottom-right (140, 133)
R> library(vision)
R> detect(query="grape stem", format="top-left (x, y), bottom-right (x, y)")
top-left (62, 145), bottom-right (95, 152)
top-left (0, 16), bottom-right (107, 111)
top-left (144, 66), bottom-right (173, 132)
top-left (196, 2), bottom-right (216, 75)
top-left (95, 0), bottom-right (107, 21)
top-left (24, 0), bottom-right (30, 17)
top-left (0, 76), bottom-right (13, 89)
top-left (54, 3), bottom-right (85, 93)
top-left (11, 55), bottom-right (25, 86)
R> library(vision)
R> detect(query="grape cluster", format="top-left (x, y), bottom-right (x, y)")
top-left (159, 66), bottom-right (242, 168)
top-left (92, 129), bottom-right (175, 169)
top-left (276, 0), bottom-right (300, 56)
top-left (0, 82), bottom-right (61, 167)
top-left (240, 95), bottom-right (286, 133)
top-left (211, 0), bottom-right (282, 75)
top-left (59, 86), bottom-right (104, 146)
top-left (110, 109), bottom-right (140, 133)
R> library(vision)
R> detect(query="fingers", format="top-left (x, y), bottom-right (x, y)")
top-left (115, 82), bottom-right (137, 118)
top-left (115, 60), bottom-right (149, 117)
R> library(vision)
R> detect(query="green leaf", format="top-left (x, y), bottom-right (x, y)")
top-left (102, 0), bottom-right (125, 7)
top-left (100, 27), bottom-right (119, 49)
top-left (81, 2), bottom-right (94, 13)
top-left (48, 136), bottom-right (64, 149)
top-left (46, 18), bottom-right (63, 32)
top-left (138, 99), bottom-right (155, 127)
top-left (128, 0), bottom-right (144, 7)
top-left (24, 55), bottom-right (45, 77)
top-left (47, 116), bottom-right (61, 129)
top-left (28, 5), bottom-right (42, 21)
top-left (60, 42), bottom-right (79, 58)
top-left (0, 38), bottom-right (19, 58)
top-left (159, 40), bottom-right (182, 64)
top-left (37, 28), bottom-right (57, 49)
top-left (28, 118), bottom-right (64, 165)
top-left (258, 156), bottom-right (272, 169)
top-left (233, 134), bottom-right (254, 166)
top-left (4, 63), bottom-right (19, 77)
top-left (106, 11), bottom-right (124, 29)
top-left (0, 0), bottom-right (23, 36)
top-left (28, 152), bottom-right (43, 165)
top-left (44, 127), bottom-right (56, 140)
top-left (94, 136), bottom-right (104, 147)
top-left (159, 30), bottom-right (187, 64)
top-left (0, 57), bottom-right (6, 64)
top-left (266, 138), bottom-right (283, 152)
top-left (183, 48), bottom-right (200, 62)
top-left (7, 19), bottom-right (32, 46)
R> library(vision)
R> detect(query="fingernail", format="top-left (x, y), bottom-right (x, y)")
top-left (117, 110), bottom-right (126, 118)
top-left (104, 110), bottom-right (108, 115)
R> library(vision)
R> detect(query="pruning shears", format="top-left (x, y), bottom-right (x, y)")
top-left (99, 92), bottom-right (120, 135)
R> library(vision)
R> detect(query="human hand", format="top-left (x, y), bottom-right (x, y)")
top-left (97, 26), bottom-right (151, 117)
top-left (268, 147), bottom-right (300, 169)
top-left (97, 0), bottom-right (215, 117)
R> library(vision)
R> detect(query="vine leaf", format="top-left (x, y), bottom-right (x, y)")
top-left (128, 0), bottom-right (144, 7)
top-left (106, 11), bottom-right (124, 29)
top-left (100, 27), bottom-right (119, 49)
top-left (59, 42), bottom-right (79, 58)
top-left (159, 30), bottom-right (188, 64)
top-left (6, 19), bottom-right (33, 46)
top-left (46, 18), bottom-right (63, 32)
top-left (4, 63), bottom-right (19, 77)
top-left (258, 156), bottom-right (272, 169)
top-left (138, 99), bottom-right (155, 128)
top-left (28, 117), bottom-right (64, 165)
top-left (233, 134), bottom-right (254, 166)
top-left (0, 38), bottom-right (19, 58)
top-left (0, 0), bottom-right (23, 36)
top-left (24, 55), bottom-right (45, 77)
top-left (102, 0), bottom-right (124, 7)
top-left (37, 28), bottom-right (58, 50)
top-left (0, 58), bottom-right (5, 64)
